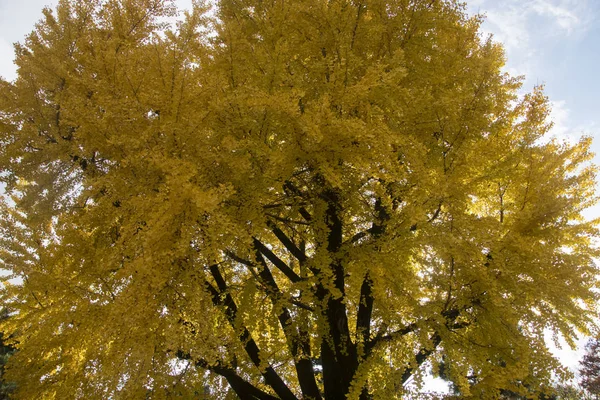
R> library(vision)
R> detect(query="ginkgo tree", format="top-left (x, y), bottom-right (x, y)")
top-left (0, 0), bottom-right (598, 399)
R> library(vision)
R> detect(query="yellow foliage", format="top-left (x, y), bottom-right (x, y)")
top-left (0, 0), bottom-right (598, 399)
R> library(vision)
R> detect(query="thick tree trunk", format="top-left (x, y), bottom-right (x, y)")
top-left (320, 187), bottom-right (361, 399)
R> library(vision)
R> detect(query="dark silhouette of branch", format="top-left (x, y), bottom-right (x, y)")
top-left (175, 352), bottom-right (279, 400)
top-left (204, 265), bottom-right (298, 400)
top-left (253, 238), bottom-right (302, 283)
top-left (267, 221), bottom-right (308, 263)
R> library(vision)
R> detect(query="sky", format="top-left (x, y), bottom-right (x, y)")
top-left (468, 0), bottom-right (600, 151)
top-left (1, 0), bottom-right (599, 395)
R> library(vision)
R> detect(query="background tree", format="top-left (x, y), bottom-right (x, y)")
top-left (0, 0), bottom-right (598, 399)
top-left (580, 337), bottom-right (600, 398)
top-left (438, 358), bottom-right (559, 399)
top-left (547, 383), bottom-right (594, 400)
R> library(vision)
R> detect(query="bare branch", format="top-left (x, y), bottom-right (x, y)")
top-left (176, 352), bottom-right (280, 400)
top-left (205, 265), bottom-right (298, 400)
top-left (253, 238), bottom-right (302, 283)
top-left (267, 222), bottom-right (307, 263)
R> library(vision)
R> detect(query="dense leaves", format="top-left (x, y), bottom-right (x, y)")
top-left (0, 0), bottom-right (598, 398)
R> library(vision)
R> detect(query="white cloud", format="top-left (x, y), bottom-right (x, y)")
top-left (468, 0), bottom-right (597, 146)
top-left (471, 0), bottom-right (595, 56)
top-left (531, 0), bottom-right (580, 32)
top-left (482, 8), bottom-right (529, 52)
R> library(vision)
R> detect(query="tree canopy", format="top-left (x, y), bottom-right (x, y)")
top-left (0, 0), bottom-right (598, 398)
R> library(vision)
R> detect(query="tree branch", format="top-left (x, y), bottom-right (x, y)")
top-left (355, 195), bottom-right (388, 346)
top-left (267, 221), bottom-right (307, 263)
top-left (319, 187), bottom-right (357, 398)
top-left (266, 213), bottom-right (311, 226)
top-left (400, 332), bottom-right (442, 384)
top-left (253, 238), bottom-right (302, 283)
top-left (253, 251), bottom-right (322, 400)
top-left (290, 299), bottom-right (315, 312)
top-left (346, 228), bottom-right (374, 245)
top-left (356, 272), bottom-right (374, 345)
top-left (427, 201), bottom-right (443, 223)
top-left (176, 352), bottom-right (279, 400)
top-left (205, 265), bottom-right (298, 400)
top-left (283, 181), bottom-right (312, 222)
top-left (368, 307), bottom-right (471, 385)
top-left (366, 322), bottom-right (419, 356)
top-left (225, 250), bottom-right (313, 311)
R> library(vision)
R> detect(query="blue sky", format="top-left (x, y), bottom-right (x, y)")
top-left (1, 0), bottom-right (598, 394)
top-left (468, 0), bottom-right (600, 149)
